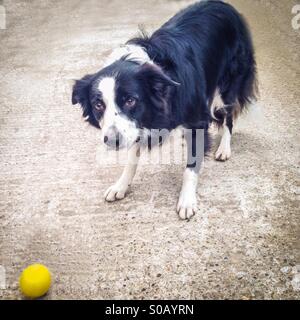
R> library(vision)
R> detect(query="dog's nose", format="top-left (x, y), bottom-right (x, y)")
top-left (104, 134), bottom-right (120, 146)
top-left (103, 127), bottom-right (122, 149)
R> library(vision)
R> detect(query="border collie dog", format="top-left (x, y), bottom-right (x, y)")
top-left (72, 0), bottom-right (257, 220)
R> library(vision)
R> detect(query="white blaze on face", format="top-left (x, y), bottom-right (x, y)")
top-left (98, 77), bottom-right (140, 147)
top-left (98, 77), bottom-right (116, 130)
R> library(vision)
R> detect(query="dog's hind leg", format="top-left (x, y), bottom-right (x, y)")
top-left (104, 142), bottom-right (140, 201)
top-left (215, 115), bottom-right (232, 161)
top-left (211, 89), bottom-right (233, 161)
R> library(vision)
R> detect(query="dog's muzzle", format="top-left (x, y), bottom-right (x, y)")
top-left (103, 126), bottom-right (123, 149)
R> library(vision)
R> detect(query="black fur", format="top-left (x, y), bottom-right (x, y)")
top-left (72, 0), bottom-right (257, 153)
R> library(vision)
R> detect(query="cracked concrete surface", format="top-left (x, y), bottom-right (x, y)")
top-left (0, 0), bottom-right (299, 299)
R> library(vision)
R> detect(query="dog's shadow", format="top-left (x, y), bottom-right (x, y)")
top-left (144, 130), bottom-right (268, 198)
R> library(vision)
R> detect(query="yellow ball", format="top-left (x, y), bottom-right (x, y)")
top-left (19, 264), bottom-right (51, 298)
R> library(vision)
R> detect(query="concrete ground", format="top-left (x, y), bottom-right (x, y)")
top-left (0, 0), bottom-right (299, 299)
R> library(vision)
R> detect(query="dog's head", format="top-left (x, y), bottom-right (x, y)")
top-left (72, 59), bottom-right (179, 149)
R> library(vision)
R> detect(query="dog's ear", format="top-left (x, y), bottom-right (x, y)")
top-left (72, 89), bottom-right (79, 105)
top-left (137, 63), bottom-right (180, 98)
top-left (71, 74), bottom-right (100, 128)
top-left (72, 74), bottom-right (93, 106)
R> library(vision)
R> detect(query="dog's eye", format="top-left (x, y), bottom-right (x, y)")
top-left (124, 97), bottom-right (136, 109)
top-left (94, 101), bottom-right (105, 112)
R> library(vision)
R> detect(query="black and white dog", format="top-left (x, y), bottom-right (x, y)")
top-left (72, 0), bottom-right (257, 220)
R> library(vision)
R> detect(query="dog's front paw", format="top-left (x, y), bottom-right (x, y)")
top-left (104, 181), bottom-right (129, 202)
top-left (176, 191), bottom-right (197, 220)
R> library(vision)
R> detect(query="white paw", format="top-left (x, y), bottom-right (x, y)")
top-left (176, 191), bottom-right (197, 220)
top-left (104, 181), bottom-right (129, 202)
top-left (215, 143), bottom-right (231, 161)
